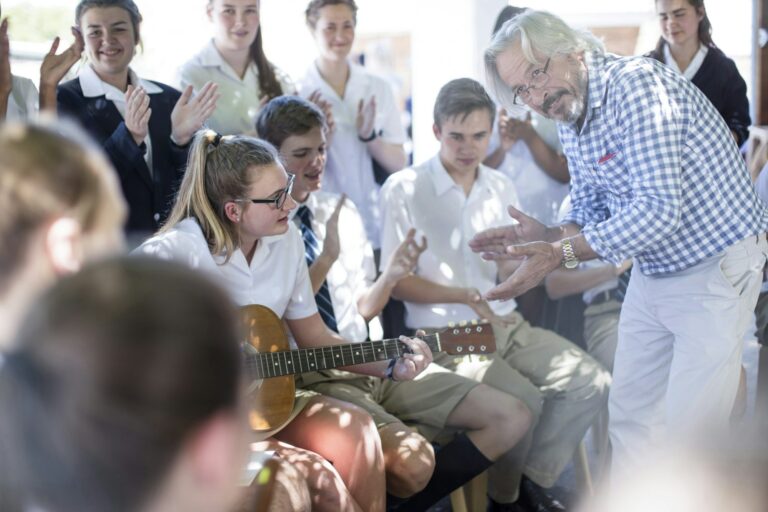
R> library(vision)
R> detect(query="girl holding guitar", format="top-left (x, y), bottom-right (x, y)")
top-left (137, 131), bottom-right (432, 512)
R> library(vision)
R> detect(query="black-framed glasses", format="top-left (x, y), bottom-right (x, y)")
top-left (512, 58), bottom-right (551, 106)
top-left (238, 173), bottom-right (295, 209)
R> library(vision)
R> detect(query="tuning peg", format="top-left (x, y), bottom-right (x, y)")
top-left (471, 319), bottom-right (478, 325)
top-left (459, 320), bottom-right (467, 327)
top-left (448, 321), bottom-right (456, 328)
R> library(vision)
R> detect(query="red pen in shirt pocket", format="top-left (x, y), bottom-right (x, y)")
top-left (598, 152), bottom-right (617, 165)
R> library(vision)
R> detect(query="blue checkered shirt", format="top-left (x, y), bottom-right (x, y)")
top-left (559, 51), bottom-right (768, 275)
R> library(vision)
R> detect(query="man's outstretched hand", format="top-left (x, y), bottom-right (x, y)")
top-left (469, 205), bottom-right (550, 260)
top-left (484, 241), bottom-right (562, 301)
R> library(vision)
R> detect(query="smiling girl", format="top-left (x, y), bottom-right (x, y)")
top-left (178, 0), bottom-right (295, 136)
top-left (647, 0), bottom-right (750, 147)
top-left (57, 0), bottom-right (219, 239)
top-left (300, 0), bottom-right (407, 249)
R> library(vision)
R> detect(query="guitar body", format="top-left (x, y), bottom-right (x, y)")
top-left (242, 304), bottom-right (296, 432)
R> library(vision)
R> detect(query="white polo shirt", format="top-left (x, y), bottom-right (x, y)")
top-left (298, 61), bottom-right (406, 248)
top-left (136, 217), bottom-right (317, 321)
top-left (79, 64), bottom-right (162, 176)
top-left (380, 156), bottom-right (519, 329)
top-left (488, 112), bottom-right (568, 225)
top-left (290, 190), bottom-right (375, 342)
top-left (6, 75), bottom-right (38, 121)
top-left (178, 39), bottom-right (295, 136)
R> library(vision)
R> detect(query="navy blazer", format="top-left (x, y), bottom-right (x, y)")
top-left (57, 78), bottom-right (190, 234)
top-left (646, 46), bottom-right (751, 148)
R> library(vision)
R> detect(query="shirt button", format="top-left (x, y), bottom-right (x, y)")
top-left (154, 213), bottom-right (160, 222)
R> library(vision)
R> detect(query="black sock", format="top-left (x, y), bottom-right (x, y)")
top-left (394, 433), bottom-right (493, 512)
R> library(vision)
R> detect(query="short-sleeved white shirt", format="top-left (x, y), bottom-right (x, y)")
top-left (298, 61), bottom-right (406, 248)
top-left (177, 39), bottom-right (295, 135)
top-left (291, 191), bottom-right (375, 342)
top-left (380, 156), bottom-right (519, 328)
top-left (488, 112), bottom-right (568, 226)
top-left (5, 75), bottom-right (38, 121)
top-left (136, 217), bottom-right (317, 320)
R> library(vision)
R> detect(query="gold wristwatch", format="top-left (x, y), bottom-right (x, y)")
top-left (561, 239), bottom-right (579, 269)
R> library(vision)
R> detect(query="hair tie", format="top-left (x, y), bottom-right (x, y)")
top-left (212, 133), bottom-right (223, 147)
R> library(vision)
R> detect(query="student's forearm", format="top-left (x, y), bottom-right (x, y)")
top-left (483, 145), bottom-right (506, 169)
top-left (38, 84), bottom-right (57, 113)
top-left (367, 139), bottom-right (406, 173)
top-left (544, 264), bottom-right (616, 300)
top-left (356, 274), bottom-right (397, 321)
top-left (392, 275), bottom-right (467, 305)
top-left (307, 253), bottom-right (335, 295)
top-left (525, 135), bottom-right (569, 183)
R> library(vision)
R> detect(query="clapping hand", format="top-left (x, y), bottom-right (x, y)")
top-left (484, 241), bottom-right (561, 301)
top-left (381, 228), bottom-right (427, 285)
top-left (308, 89), bottom-right (336, 142)
top-left (125, 85), bottom-right (151, 146)
top-left (469, 205), bottom-right (549, 260)
top-left (356, 96), bottom-right (376, 140)
top-left (463, 287), bottom-right (512, 325)
top-left (171, 81), bottom-right (219, 146)
top-left (319, 194), bottom-right (346, 265)
top-left (40, 27), bottom-right (84, 91)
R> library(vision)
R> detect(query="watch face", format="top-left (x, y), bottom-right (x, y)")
top-left (564, 259), bottom-right (579, 270)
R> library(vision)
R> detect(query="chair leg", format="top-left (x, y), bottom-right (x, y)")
top-left (449, 487), bottom-right (469, 512)
top-left (572, 440), bottom-right (594, 497)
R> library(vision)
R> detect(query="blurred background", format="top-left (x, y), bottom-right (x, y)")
top-left (3, 0), bottom-right (760, 161)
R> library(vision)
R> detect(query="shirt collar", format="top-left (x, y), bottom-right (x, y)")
top-left (427, 156), bottom-right (492, 197)
top-left (288, 194), bottom-right (318, 221)
top-left (578, 50), bottom-right (610, 130)
top-left (197, 39), bottom-right (249, 82)
top-left (79, 64), bottom-right (163, 101)
top-left (663, 43), bottom-right (708, 80)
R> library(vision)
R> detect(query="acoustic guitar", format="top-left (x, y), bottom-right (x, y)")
top-left (240, 304), bottom-right (496, 432)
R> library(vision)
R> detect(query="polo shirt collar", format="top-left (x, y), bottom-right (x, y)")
top-left (427, 156), bottom-right (493, 197)
top-left (579, 50), bottom-right (609, 130)
top-left (197, 39), bottom-right (246, 83)
top-left (79, 64), bottom-right (162, 101)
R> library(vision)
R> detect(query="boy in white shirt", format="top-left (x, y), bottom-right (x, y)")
top-left (380, 78), bottom-right (610, 511)
top-left (256, 95), bottom-right (535, 511)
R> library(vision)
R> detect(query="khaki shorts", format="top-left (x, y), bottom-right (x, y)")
top-left (299, 363), bottom-right (479, 441)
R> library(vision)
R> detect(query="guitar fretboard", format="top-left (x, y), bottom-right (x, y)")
top-left (243, 334), bottom-right (441, 379)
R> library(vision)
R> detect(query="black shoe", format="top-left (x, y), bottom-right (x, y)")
top-left (518, 477), bottom-right (567, 512)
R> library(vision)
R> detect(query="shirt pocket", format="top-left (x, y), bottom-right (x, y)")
top-left (591, 148), bottom-right (632, 197)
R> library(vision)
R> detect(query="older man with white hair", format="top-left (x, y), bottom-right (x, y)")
top-left (472, 10), bottom-right (768, 474)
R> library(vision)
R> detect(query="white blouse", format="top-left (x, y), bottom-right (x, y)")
top-left (136, 218), bottom-right (317, 321)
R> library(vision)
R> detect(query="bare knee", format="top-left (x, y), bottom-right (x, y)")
top-left (270, 458), bottom-right (312, 512)
top-left (382, 429), bottom-right (435, 497)
top-left (495, 394), bottom-right (533, 449)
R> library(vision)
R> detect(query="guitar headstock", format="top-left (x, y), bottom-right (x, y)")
top-left (437, 320), bottom-right (496, 355)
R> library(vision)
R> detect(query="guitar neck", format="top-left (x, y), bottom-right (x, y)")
top-left (243, 334), bottom-right (442, 380)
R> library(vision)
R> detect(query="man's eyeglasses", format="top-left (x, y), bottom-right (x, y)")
top-left (512, 58), bottom-right (551, 106)
top-left (238, 173), bottom-right (295, 209)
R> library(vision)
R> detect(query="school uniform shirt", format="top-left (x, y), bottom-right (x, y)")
top-left (488, 112), bottom-right (568, 225)
top-left (136, 217), bottom-right (318, 321)
top-left (177, 39), bottom-right (295, 135)
top-left (290, 190), bottom-right (376, 342)
top-left (380, 156), bottom-right (519, 329)
top-left (298, 62), bottom-right (407, 248)
top-left (5, 75), bottom-right (37, 120)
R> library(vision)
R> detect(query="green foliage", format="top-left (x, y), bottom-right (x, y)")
top-left (3, 5), bottom-right (71, 43)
